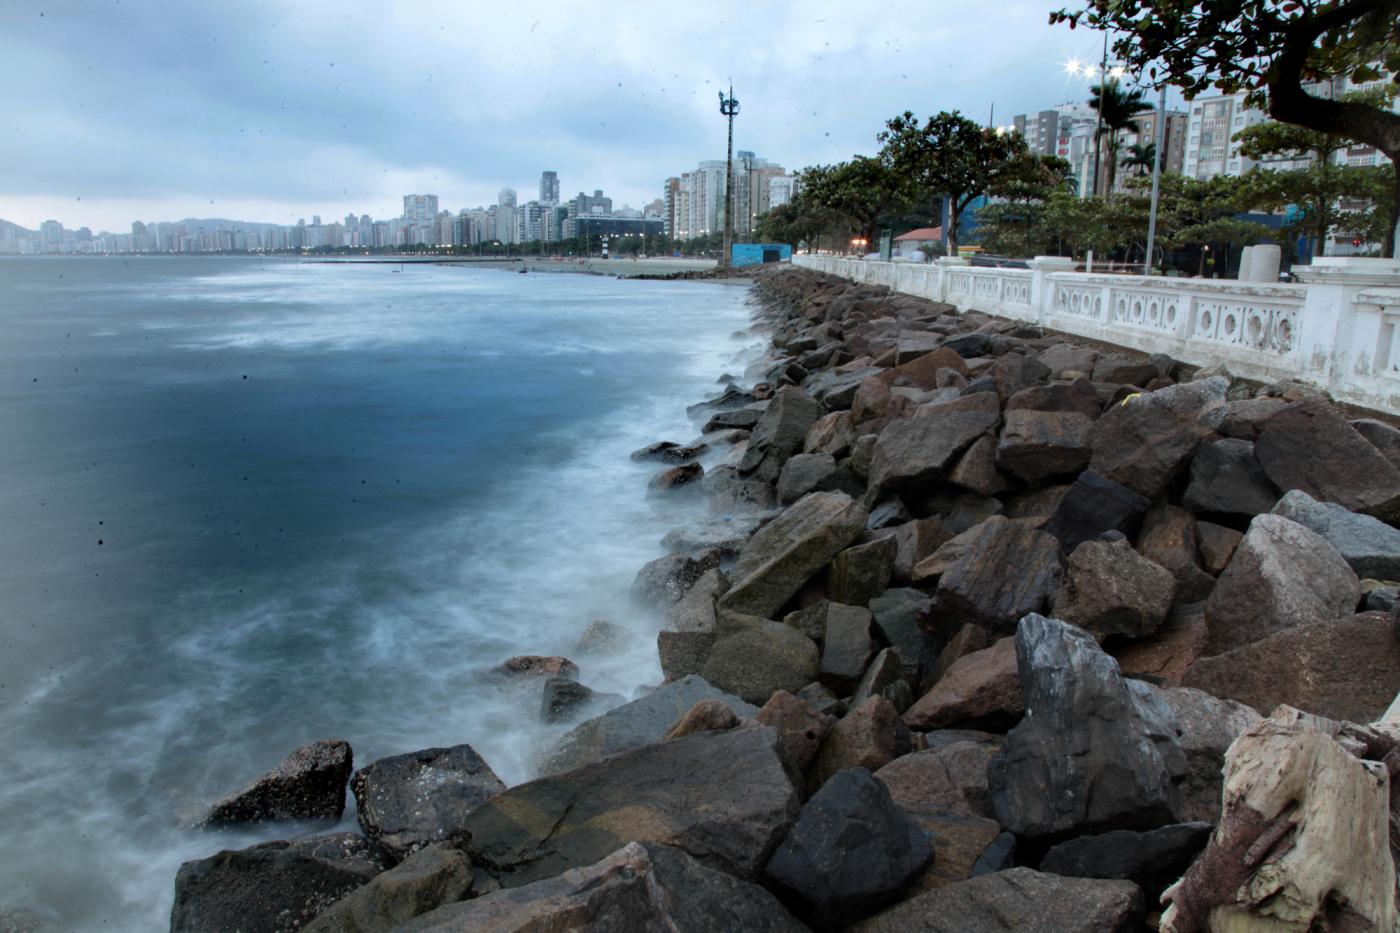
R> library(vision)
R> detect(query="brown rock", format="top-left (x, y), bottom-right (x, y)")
top-left (647, 461), bottom-right (704, 495)
top-left (946, 433), bottom-right (1013, 497)
top-left (1086, 377), bottom-right (1228, 498)
top-left (903, 638), bottom-right (1022, 731)
top-left (900, 813), bottom-right (1003, 894)
top-left (1352, 417), bottom-right (1400, 471)
top-left (876, 517), bottom-right (951, 585)
top-left (994, 410), bottom-right (1094, 484)
top-left (868, 394), bottom-right (1000, 496)
top-left (851, 377), bottom-right (892, 424)
top-left (927, 516), bottom-right (1063, 637)
top-left (922, 730), bottom-right (1005, 820)
top-left (1136, 505), bottom-right (1215, 603)
top-left (1051, 538), bottom-right (1177, 641)
top-left (492, 656), bottom-right (579, 680)
top-left (662, 699), bottom-right (741, 741)
top-left (877, 347), bottom-right (969, 389)
top-left (1217, 396), bottom-right (1289, 440)
top-left (1112, 604), bottom-right (1209, 688)
top-left (757, 690), bottom-right (836, 772)
top-left (926, 623), bottom-right (991, 691)
top-left (804, 411), bottom-right (856, 457)
top-left (807, 696), bottom-right (913, 792)
top-left (1006, 377), bottom-right (1102, 420)
top-left (1195, 521), bottom-right (1242, 576)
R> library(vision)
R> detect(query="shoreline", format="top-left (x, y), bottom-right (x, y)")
top-left (167, 263), bottom-right (1400, 932)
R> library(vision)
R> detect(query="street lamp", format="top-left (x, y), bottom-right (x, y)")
top-left (718, 84), bottom-right (740, 269)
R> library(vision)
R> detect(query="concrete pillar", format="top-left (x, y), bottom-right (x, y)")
top-left (1238, 245), bottom-right (1281, 283)
top-left (1293, 258), bottom-right (1400, 389)
top-left (1028, 256), bottom-right (1078, 328)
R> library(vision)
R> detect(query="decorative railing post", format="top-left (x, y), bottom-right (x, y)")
top-left (1029, 256), bottom-right (1076, 328)
top-left (1293, 258), bottom-right (1400, 396)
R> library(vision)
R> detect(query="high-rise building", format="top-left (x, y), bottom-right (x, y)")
top-left (496, 189), bottom-right (517, 243)
top-left (539, 171), bottom-right (560, 206)
top-left (403, 194), bottom-right (440, 227)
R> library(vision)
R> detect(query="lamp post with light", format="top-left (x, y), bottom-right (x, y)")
top-left (718, 84), bottom-right (740, 269)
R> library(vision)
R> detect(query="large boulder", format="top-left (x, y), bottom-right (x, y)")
top-left (1041, 470), bottom-right (1150, 554)
top-left (1254, 397), bottom-right (1400, 521)
top-left (867, 394), bottom-right (1000, 495)
top-left (701, 616), bottom-right (821, 705)
top-left (631, 551), bottom-right (720, 610)
top-left (1039, 823), bottom-right (1212, 904)
top-left (658, 568), bottom-right (728, 680)
top-left (777, 452), bottom-right (838, 504)
top-left (718, 491), bottom-right (868, 618)
top-left (1051, 538), bottom-right (1176, 641)
top-left (171, 833), bottom-right (386, 933)
top-left (1202, 513), bottom-right (1360, 656)
top-left (541, 674), bottom-right (757, 776)
top-left (988, 614), bottom-right (1182, 840)
top-left (758, 690), bottom-right (836, 771)
top-left (1181, 438), bottom-right (1279, 517)
top-left (808, 696), bottom-right (913, 792)
top-left (1086, 377), bottom-right (1228, 498)
top-left (872, 750), bottom-right (972, 817)
top-left (902, 637), bottom-right (1022, 731)
top-left (738, 386), bottom-right (824, 483)
top-left (993, 410), bottom-right (1093, 484)
top-left (1156, 686), bottom-right (1262, 823)
top-left (398, 842), bottom-right (809, 932)
top-left (1005, 377), bottom-right (1101, 420)
top-left (918, 730), bottom-right (1005, 820)
top-left (1272, 488), bottom-right (1400, 581)
top-left (868, 588), bottom-right (936, 688)
top-left (764, 769), bottom-right (933, 929)
top-left (351, 746), bottom-right (505, 863)
top-left (825, 536), bottom-right (897, 608)
top-left (302, 843), bottom-right (473, 933)
top-left (928, 517), bottom-right (1063, 637)
top-left (203, 740), bottom-right (353, 828)
top-left (463, 726), bottom-right (801, 887)
top-left (817, 604), bottom-right (878, 694)
top-left (1184, 613), bottom-right (1400, 722)
top-left (852, 867), bottom-right (1144, 932)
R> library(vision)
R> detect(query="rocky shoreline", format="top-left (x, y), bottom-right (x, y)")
top-left (170, 265), bottom-right (1400, 932)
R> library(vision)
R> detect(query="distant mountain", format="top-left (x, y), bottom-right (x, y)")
top-left (0, 218), bottom-right (35, 236)
top-left (172, 217), bottom-right (286, 233)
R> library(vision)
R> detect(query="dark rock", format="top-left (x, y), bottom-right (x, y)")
top-left (777, 452), bottom-right (838, 504)
top-left (939, 333), bottom-right (992, 358)
top-left (540, 678), bottom-right (618, 724)
top-left (647, 461), bottom-right (704, 496)
top-left (351, 746), bottom-right (505, 863)
top-left (867, 395), bottom-right (1000, 495)
top-left (988, 614), bottom-right (1182, 840)
top-left (203, 740), bottom-right (353, 828)
top-left (1255, 397), bottom-right (1400, 520)
top-left (1005, 377), bottom-right (1101, 420)
top-left (703, 464), bottom-right (777, 514)
top-left (796, 680), bottom-right (848, 718)
top-left (631, 550), bottom-right (721, 610)
top-left (818, 604), bottom-right (878, 693)
top-left (398, 842), bottom-right (809, 933)
top-left (703, 407), bottom-right (763, 432)
top-left (1039, 822), bottom-right (1212, 903)
top-left (171, 833), bottom-right (386, 933)
top-left (1218, 396), bottom-right (1289, 439)
top-left (1042, 471), bottom-right (1150, 553)
top-left (873, 750), bottom-right (971, 816)
top-left (849, 647), bottom-right (911, 712)
top-left (990, 352), bottom-right (1051, 402)
top-left (852, 867), bottom-right (1144, 932)
top-left (926, 623), bottom-right (992, 693)
top-left (464, 726), bottom-right (801, 887)
top-left (867, 498), bottom-right (913, 530)
top-left (631, 441), bottom-right (682, 462)
top-left (1111, 603), bottom-right (1209, 688)
top-left (658, 568), bottom-right (728, 680)
top-left (947, 433), bottom-right (1014, 497)
top-left (878, 346), bottom-right (969, 390)
top-left (758, 690), bottom-right (836, 771)
top-left (994, 409), bottom-right (1093, 483)
top-left (808, 696), bottom-right (912, 792)
top-left (807, 366), bottom-right (885, 409)
top-left (302, 843), bottom-right (473, 933)
top-left (1135, 504), bottom-right (1215, 603)
top-left (869, 588), bottom-right (936, 687)
top-left (1051, 538), bottom-right (1176, 641)
top-left (903, 637), bottom-right (1022, 731)
top-left (1203, 513), bottom-right (1359, 656)
top-left (1092, 355), bottom-right (1160, 386)
top-left (764, 769), bottom-right (933, 929)
top-left (929, 516), bottom-right (1063, 637)
top-left (686, 384), bottom-right (755, 417)
top-left (826, 536), bottom-right (897, 607)
top-left (702, 616), bottom-right (821, 705)
top-left (924, 730), bottom-right (1005, 820)
top-left (1086, 377), bottom-right (1228, 498)
top-left (661, 513), bottom-right (772, 558)
top-left (902, 813), bottom-right (1002, 894)
top-left (1352, 417), bottom-right (1400, 470)
top-left (492, 655), bottom-right (578, 681)
top-left (739, 386), bottom-right (824, 483)
top-left (970, 831), bottom-right (1016, 876)
top-left (850, 376), bottom-right (893, 424)
top-left (1184, 613), bottom-right (1400, 722)
top-left (1038, 343), bottom-right (1099, 378)
top-left (718, 491), bottom-right (868, 618)
top-left (877, 517), bottom-right (951, 585)
top-left (1182, 438), bottom-right (1279, 516)
top-left (1196, 521), bottom-right (1242, 575)
top-left (1155, 686), bottom-right (1262, 823)
top-left (662, 698), bottom-right (741, 740)
top-left (1273, 488), bottom-right (1400, 581)
top-left (542, 674), bottom-right (757, 776)
top-left (804, 410), bottom-right (856, 457)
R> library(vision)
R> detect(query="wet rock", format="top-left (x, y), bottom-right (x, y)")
top-left (647, 461), bottom-right (704, 496)
top-left (658, 568), bottom-right (728, 680)
top-left (804, 410), bottom-right (856, 457)
top-left (817, 604), bottom-right (878, 694)
top-left (203, 740), bottom-right (353, 828)
top-left (738, 386), bottom-right (824, 483)
top-left (631, 441), bottom-right (682, 462)
top-left (1185, 613), bottom-right (1400, 723)
top-left (351, 746), bottom-right (506, 864)
top-left (1041, 470), bottom-right (1150, 554)
top-left (702, 616), bottom-right (821, 705)
top-left (703, 465), bottom-right (777, 514)
top-left (573, 619), bottom-right (633, 654)
top-left (1086, 377), bottom-right (1228, 498)
top-left (661, 513), bottom-right (771, 558)
top-left (491, 655), bottom-right (578, 681)
top-left (808, 696), bottom-right (912, 792)
top-left (993, 410), bottom-right (1093, 484)
top-left (1273, 488), bottom-right (1400, 581)
top-left (302, 843), bottom-right (473, 933)
top-left (928, 516), bottom-right (1063, 637)
top-left (1039, 822), bottom-right (1212, 904)
top-left (989, 614), bottom-right (1182, 840)
top-left (1155, 686), bottom-right (1262, 823)
top-left (1182, 438), bottom-right (1278, 517)
top-left (398, 842), bottom-right (809, 933)
top-left (853, 867), bottom-right (1144, 932)
top-left (867, 394), bottom-right (1000, 495)
top-left (171, 833), bottom-right (386, 933)
top-left (542, 674), bottom-right (757, 776)
top-left (1051, 537), bottom-right (1176, 641)
top-left (764, 769), bottom-right (933, 930)
top-left (631, 550), bottom-right (721, 609)
top-left (1255, 398), bottom-right (1400, 521)
top-left (758, 690), bottom-right (836, 771)
top-left (777, 452), bottom-right (837, 504)
top-left (686, 385), bottom-right (755, 417)
top-left (1203, 513), bottom-right (1359, 656)
top-left (540, 678), bottom-right (619, 724)
top-left (873, 749), bottom-right (971, 817)
top-left (464, 726), bottom-right (801, 887)
top-left (662, 698), bottom-right (741, 740)
top-left (825, 536), bottom-right (896, 607)
top-left (703, 407), bottom-right (762, 432)
top-left (718, 491), bottom-right (867, 618)
top-left (903, 637), bottom-right (1022, 731)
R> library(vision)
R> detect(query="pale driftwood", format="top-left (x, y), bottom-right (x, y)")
top-left (1160, 717), bottom-right (1397, 932)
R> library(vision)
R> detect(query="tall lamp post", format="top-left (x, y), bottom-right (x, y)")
top-left (718, 84), bottom-right (740, 269)
top-left (1144, 84), bottom-right (1169, 273)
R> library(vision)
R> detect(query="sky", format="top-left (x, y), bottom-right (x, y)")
top-left (0, 0), bottom-right (1138, 232)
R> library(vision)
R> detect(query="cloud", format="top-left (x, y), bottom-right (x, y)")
top-left (0, 0), bottom-right (1119, 231)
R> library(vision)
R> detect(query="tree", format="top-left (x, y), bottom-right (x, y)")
top-left (799, 157), bottom-right (914, 251)
top-left (878, 111), bottom-right (1027, 257)
top-left (1052, 0), bottom-right (1400, 256)
top-left (1123, 142), bottom-right (1157, 177)
top-left (1089, 79), bottom-right (1154, 193)
top-left (973, 153), bottom-right (1075, 257)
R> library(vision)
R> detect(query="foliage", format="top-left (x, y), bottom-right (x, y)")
top-left (973, 153), bottom-right (1075, 257)
top-left (799, 157), bottom-right (916, 247)
top-left (1088, 80), bottom-right (1154, 193)
top-left (1123, 142), bottom-right (1157, 177)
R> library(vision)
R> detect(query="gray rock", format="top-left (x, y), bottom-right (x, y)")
top-left (1182, 438), bottom-right (1279, 516)
top-left (764, 769), bottom-right (933, 929)
top-left (464, 726), bottom-right (801, 887)
top-left (631, 551), bottom-right (720, 610)
top-left (203, 740), bottom-right (353, 828)
top-left (398, 842), bottom-right (809, 933)
top-left (1255, 397), bottom-right (1400, 521)
top-left (1005, 377), bottom-right (1101, 420)
top-left (929, 516), bottom-right (1063, 637)
top-left (825, 536), bottom-right (896, 608)
top-left (1086, 377), bottom-right (1228, 498)
top-left (718, 491), bottom-right (868, 618)
top-left (702, 616), bottom-right (821, 705)
top-left (818, 604), bottom-right (878, 694)
top-left (540, 678), bottom-right (621, 724)
top-left (807, 696), bottom-right (913, 792)
top-left (869, 588), bottom-right (935, 688)
top-left (849, 648), bottom-right (911, 713)
top-left (1051, 538), bottom-right (1177, 641)
top-left (852, 867), bottom-right (1144, 932)
top-left (1155, 686), bottom-right (1262, 823)
top-left (351, 746), bottom-right (505, 863)
top-left (1352, 417), bottom-right (1400, 470)
top-left (988, 614), bottom-right (1182, 839)
top-left (302, 843), bottom-right (473, 933)
top-left (867, 394), bottom-right (1000, 495)
top-left (661, 513), bottom-right (773, 558)
top-left (541, 674), bottom-right (757, 776)
top-left (777, 452), bottom-right (837, 504)
top-left (171, 833), bottom-right (386, 933)
top-left (922, 730), bottom-right (1004, 820)
top-left (757, 690), bottom-right (836, 771)
top-left (1039, 822), bottom-right (1213, 903)
top-left (739, 386), bottom-right (824, 483)
top-left (1272, 488), bottom-right (1400, 581)
top-left (1203, 513), bottom-right (1360, 656)
top-left (647, 461), bottom-right (704, 496)
top-left (703, 464), bottom-right (777, 515)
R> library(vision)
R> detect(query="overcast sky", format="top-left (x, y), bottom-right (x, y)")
top-left (0, 0), bottom-right (1135, 232)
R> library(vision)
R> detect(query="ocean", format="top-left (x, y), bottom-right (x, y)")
top-left (0, 256), bottom-right (756, 930)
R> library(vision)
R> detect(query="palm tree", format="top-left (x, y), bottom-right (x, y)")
top-left (1123, 142), bottom-right (1157, 177)
top-left (1089, 80), bottom-right (1153, 194)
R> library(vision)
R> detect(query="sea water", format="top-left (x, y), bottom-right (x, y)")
top-left (0, 256), bottom-right (756, 931)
